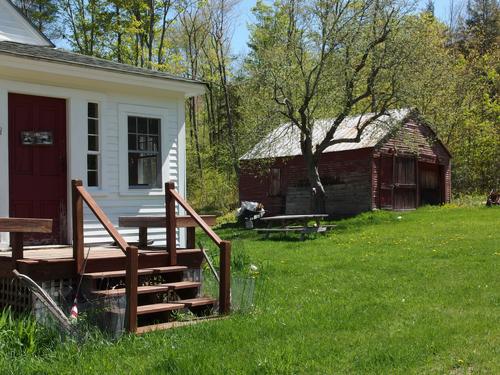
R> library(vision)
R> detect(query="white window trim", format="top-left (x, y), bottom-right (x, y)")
top-left (87, 102), bottom-right (101, 190)
top-left (118, 104), bottom-right (169, 196)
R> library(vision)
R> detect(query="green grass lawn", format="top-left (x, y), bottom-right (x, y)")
top-left (1, 206), bottom-right (498, 374)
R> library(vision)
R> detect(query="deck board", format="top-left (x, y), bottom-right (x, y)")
top-left (0, 246), bottom-right (166, 261)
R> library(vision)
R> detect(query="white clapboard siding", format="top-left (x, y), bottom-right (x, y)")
top-left (81, 97), bottom-right (181, 245)
top-left (0, 1), bottom-right (52, 46)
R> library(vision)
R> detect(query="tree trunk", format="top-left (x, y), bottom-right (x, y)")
top-left (304, 146), bottom-right (326, 214)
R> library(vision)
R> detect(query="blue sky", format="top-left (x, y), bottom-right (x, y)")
top-left (230, 0), bottom-right (453, 55)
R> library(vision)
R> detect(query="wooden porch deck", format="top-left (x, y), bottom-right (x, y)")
top-left (0, 246), bottom-right (203, 281)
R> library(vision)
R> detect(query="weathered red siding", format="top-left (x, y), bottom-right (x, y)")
top-left (371, 119), bottom-right (452, 208)
top-left (239, 149), bottom-right (373, 217)
top-left (239, 117), bottom-right (452, 217)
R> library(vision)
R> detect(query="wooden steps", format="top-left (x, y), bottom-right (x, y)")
top-left (83, 265), bottom-right (187, 279)
top-left (178, 297), bottom-right (217, 307)
top-left (162, 281), bottom-right (201, 290)
top-left (92, 284), bottom-right (170, 297)
top-left (136, 315), bottom-right (224, 335)
top-left (92, 281), bottom-right (201, 297)
top-left (137, 302), bottom-right (185, 315)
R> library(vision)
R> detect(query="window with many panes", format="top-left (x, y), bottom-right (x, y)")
top-left (87, 103), bottom-right (99, 187)
top-left (128, 116), bottom-right (161, 188)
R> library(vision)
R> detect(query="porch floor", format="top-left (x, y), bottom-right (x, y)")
top-left (0, 246), bottom-right (164, 261)
top-left (0, 246), bottom-right (203, 281)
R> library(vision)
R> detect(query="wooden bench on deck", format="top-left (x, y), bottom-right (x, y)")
top-left (0, 218), bottom-right (53, 267)
top-left (118, 215), bottom-right (217, 249)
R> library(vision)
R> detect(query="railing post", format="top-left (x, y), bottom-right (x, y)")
top-left (11, 232), bottom-right (24, 269)
top-left (72, 180), bottom-right (84, 273)
top-left (165, 181), bottom-right (177, 266)
top-left (125, 246), bottom-right (138, 333)
top-left (219, 240), bottom-right (231, 314)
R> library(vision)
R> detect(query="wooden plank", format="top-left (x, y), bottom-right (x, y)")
top-left (137, 302), bottom-right (185, 315)
top-left (0, 218), bottom-right (53, 233)
top-left (11, 232), bottom-right (24, 266)
top-left (168, 186), bottom-right (222, 246)
top-left (76, 184), bottom-right (129, 253)
top-left (186, 227), bottom-right (195, 249)
top-left (166, 181), bottom-right (177, 266)
top-left (93, 284), bottom-right (171, 297)
top-left (125, 246), bottom-right (138, 333)
top-left (136, 316), bottom-right (226, 334)
top-left (83, 265), bottom-right (187, 279)
top-left (138, 227), bottom-right (148, 249)
top-left (118, 215), bottom-right (217, 228)
top-left (219, 240), bottom-right (231, 314)
top-left (162, 281), bottom-right (201, 290)
top-left (260, 214), bottom-right (329, 221)
top-left (72, 180), bottom-right (84, 273)
top-left (178, 297), bottom-right (217, 307)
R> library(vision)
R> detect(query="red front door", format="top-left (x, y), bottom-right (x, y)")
top-left (8, 93), bottom-right (67, 245)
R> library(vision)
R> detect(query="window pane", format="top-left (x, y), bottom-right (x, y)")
top-left (138, 135), bottom-right (147, 151)
top-left (88, 170), bottom-right (98, 187)
top-left (149, 119), bottom-right (159, 134)
top-left (88, 119), bottom-right (98, 135)
top-left (149, 136), bottom-right (159, 152)
top-left (88, 103), bottom-right (98, 118)
top-left (128, 152), bottom-right (160, 188)
top-left (88, 135), bottom-right (98, 151)
top-left (128, 117), bottom-right (137, 133)
top-left (87, 154), bottom-right (98, 170)
top-left (138, 117), bottom-right (148, 133)
top-left (128, 134), bottom-right (136, 150)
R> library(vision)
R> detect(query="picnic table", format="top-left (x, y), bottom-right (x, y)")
top-left (256, 214), bottom-right (334, 240)
top-left (118, 215), bottom-right (216, 249)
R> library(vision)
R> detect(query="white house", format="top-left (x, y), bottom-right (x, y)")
top-left (0, 0), bottom-right (205, 249)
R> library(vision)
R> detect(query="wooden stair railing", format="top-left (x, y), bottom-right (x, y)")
top-left (165, 181), bottom-right (231, 314)
top-left (71, 180), bottom-right (139, 333)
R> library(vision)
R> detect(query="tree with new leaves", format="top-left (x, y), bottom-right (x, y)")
top-left (246, 0), bottom-right (411, 212)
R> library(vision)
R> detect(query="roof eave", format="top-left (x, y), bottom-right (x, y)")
top-left (0, 52), bottom-right (207, 96)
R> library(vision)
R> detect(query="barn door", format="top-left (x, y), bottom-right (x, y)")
top-left (379, 155), bottom-right (417, 210)
top-left (379, 155), bottom-right (394, 209)
top-left (8, 93), bottom-right (67, 245)
top-left (393, 157), bottom-right (417, 210)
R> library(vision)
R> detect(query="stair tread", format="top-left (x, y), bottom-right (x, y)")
top-left (83, 265), bottom-right (187, 279)
top-left (92, 284), bottom-right (171, 297)
top-left (136, 316), bottom-right (222, 334)
top-left (162, 281), bottom-right (201, 289)
top-left (178, 297), bottom-right (217, 307)
top-left (137, 302), bottom-right (185, 315)
top-left (91, 281), bottom-right (200, 297)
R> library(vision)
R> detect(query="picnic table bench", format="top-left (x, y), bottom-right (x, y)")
top-left (256, 214), bottom-right (335, 240)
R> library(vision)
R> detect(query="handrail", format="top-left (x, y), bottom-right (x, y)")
top-left (166, 181), bottom-right (230, 314)
top-left (167, 187), bottom-right (223, 246)
top-left (75, 185), bottom-right (129, 253)
top-left (71, 179), bottom-right (138, 333)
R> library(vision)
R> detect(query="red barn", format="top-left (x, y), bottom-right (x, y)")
top-left (239, 109), bottom-right (451, 217)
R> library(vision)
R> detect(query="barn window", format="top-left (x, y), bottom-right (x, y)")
top-left (269, 168), bottom-right (281, 196)
top-left (128, 116), bottom-right (161, 189)
top-left (87, 103), bottom-right (99, 187)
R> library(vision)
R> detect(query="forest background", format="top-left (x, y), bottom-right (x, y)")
top-left (12, 0), bottom-right (499, 212)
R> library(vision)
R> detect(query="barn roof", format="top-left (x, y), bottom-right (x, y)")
top-left (240, 108), bottom-right (412, 160)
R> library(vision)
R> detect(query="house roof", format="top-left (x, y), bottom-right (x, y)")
top-left (0, 41), bottom-right (206, 88)
top-left (240, 109), bottom-right (412, 160)
top-left (0, 0), bottom-right (53, 46)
